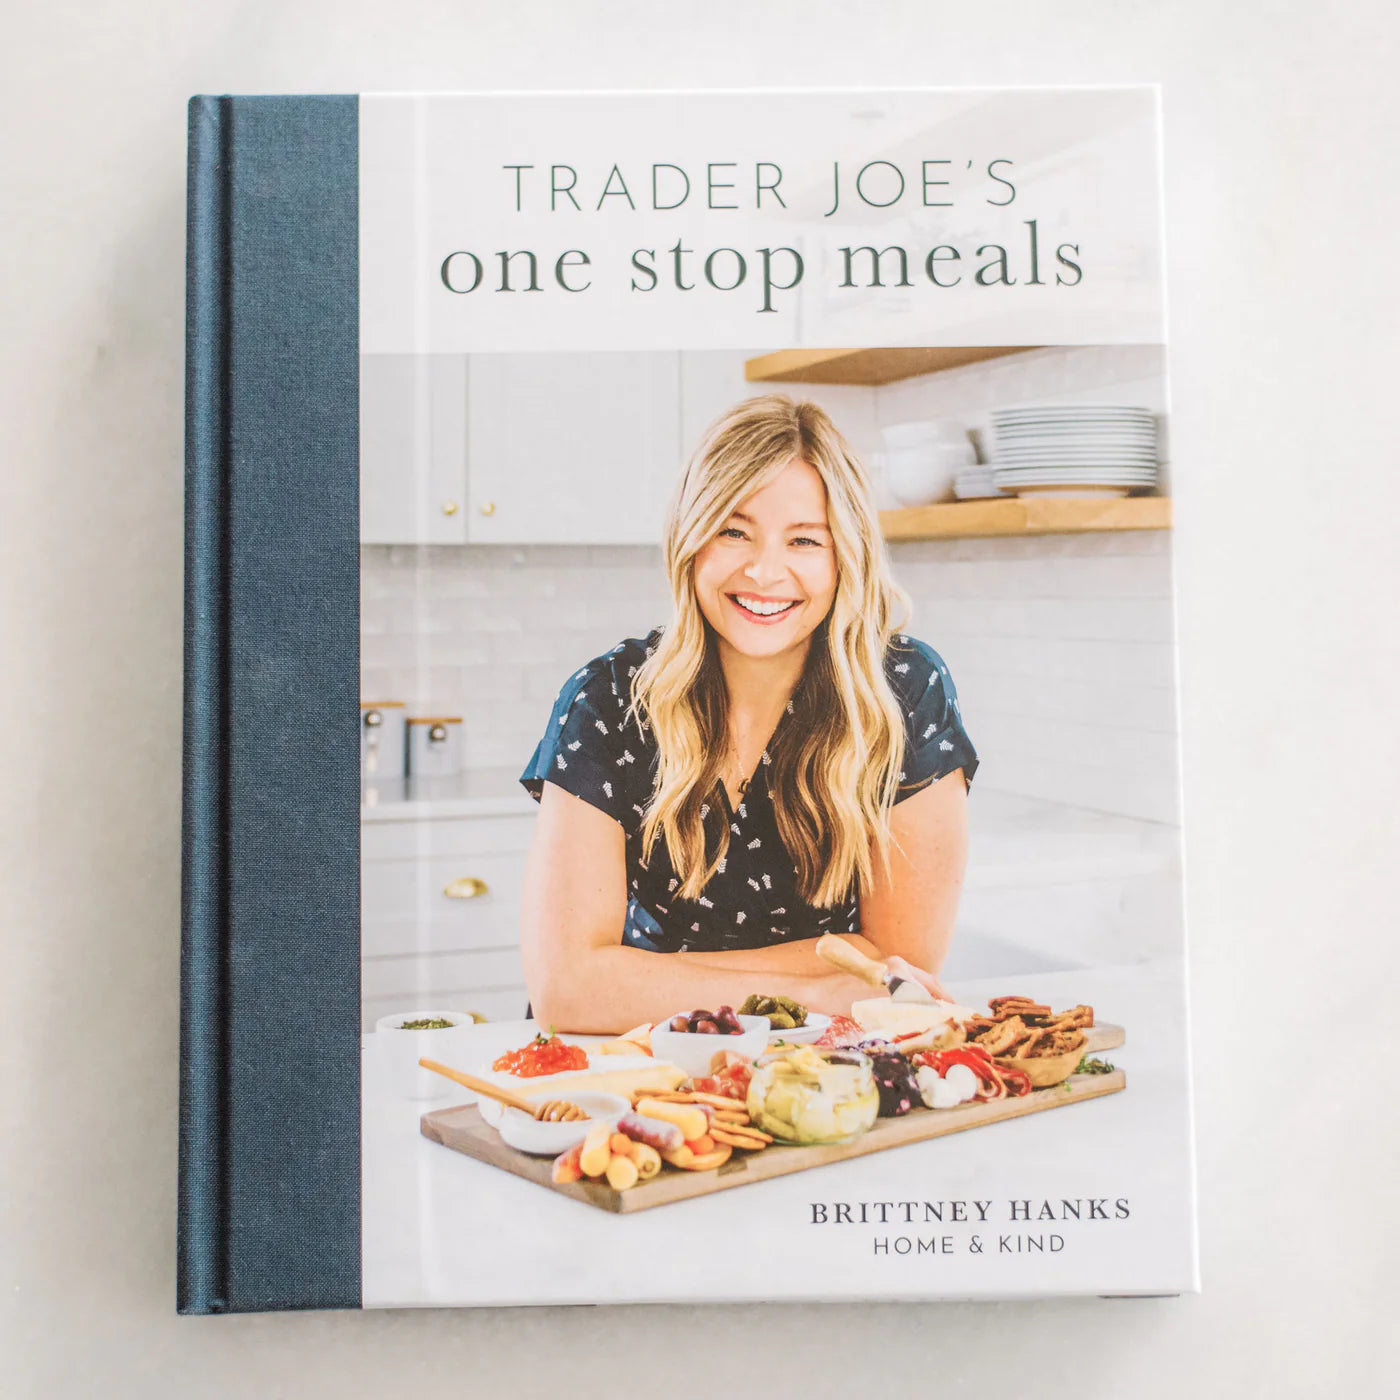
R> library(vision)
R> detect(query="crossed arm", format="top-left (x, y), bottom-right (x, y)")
top-left (520, 771), bottom-right (969, 1034)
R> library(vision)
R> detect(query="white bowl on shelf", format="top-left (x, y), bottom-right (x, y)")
top-left (375, 1009), bottom-right (487, 1100)
top-left (881, 422), bottom-right (976, 507)
top-left (648, 1014), bottom-right (771, 1077)
top-left (885, 449), bottom-right (976, 507)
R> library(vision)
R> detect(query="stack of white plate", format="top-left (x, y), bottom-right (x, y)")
top-left (990, 406), bottom-right (1158, 498)
top-left (953, 466), bottom-right (1006, 500)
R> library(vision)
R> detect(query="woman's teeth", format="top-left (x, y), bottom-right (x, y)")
top-left (732, 595), bottom-right (797, 618)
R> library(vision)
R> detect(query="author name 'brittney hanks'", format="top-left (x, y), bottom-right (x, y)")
top-left (809, 1198), bottom-right (1133, 1224)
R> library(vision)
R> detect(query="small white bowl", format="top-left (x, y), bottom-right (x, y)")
top-left (885, 444), bottom-right (977, 507)
top-left (648, 1014), bottom-right (770, 1078)
top-left (764, 1010), bottom-right (832, 1045)
top-left (375, 1009), bottom-right (486, 1100)
top-left (478, 1090), bottom-right (630, 1155)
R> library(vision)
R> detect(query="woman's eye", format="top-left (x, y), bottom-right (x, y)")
top-left (790, 535), bottom-right (823, 548)
top-left (718, 526), bottom-right (747, 541)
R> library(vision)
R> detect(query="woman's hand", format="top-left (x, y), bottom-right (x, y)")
top-left (883, 954), bottom-right (954, 1006)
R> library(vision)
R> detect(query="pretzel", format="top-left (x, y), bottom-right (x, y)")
top-left (988, 996), bottom-right (1049, 1017)
top-left (977, 1017), bottom-right (1028, 1057)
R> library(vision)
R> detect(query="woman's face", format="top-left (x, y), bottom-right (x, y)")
top-left (693, 456), bottom-right (839, 663)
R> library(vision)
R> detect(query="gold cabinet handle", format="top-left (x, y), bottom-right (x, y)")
top-left (479, 501), bottom-right (496, 516)
top-left (444, 876), bottom-right (489, 899)
top-left (442, 500), bottom-right (459, 516)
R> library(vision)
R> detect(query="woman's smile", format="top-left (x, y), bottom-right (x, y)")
top-left (728, 591), bottom-right (802, 623)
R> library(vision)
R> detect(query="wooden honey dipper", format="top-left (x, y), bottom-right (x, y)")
top-left (417, 1057), bottom-right (590, 1122)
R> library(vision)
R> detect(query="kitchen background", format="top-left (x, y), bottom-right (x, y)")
top-left (360, 345), bottom-right (1181, 1029)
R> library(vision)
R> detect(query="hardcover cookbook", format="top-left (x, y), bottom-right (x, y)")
top-left (180, 87), bottom-right (1197, 1313)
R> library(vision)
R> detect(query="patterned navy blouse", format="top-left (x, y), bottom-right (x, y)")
top-left (520, 631), bottom-right (978, 954)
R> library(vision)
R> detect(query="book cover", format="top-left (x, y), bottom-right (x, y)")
top-left (182, 87), bottom-right (1196, 1313)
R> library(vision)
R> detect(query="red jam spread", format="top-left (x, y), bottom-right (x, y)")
top-left (492, 1034), bottom-right (589, 1078)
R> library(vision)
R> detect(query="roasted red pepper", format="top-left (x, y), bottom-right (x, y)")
top-left (913, 1044), bottom-right (1031, 1100)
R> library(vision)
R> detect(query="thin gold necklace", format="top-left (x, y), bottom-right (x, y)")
top-left (726, 738), bottom-right (750, 798)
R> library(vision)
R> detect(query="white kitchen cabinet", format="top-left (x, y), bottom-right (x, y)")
top-left (361, 804), bottom-right (537, 1030)
top-left (360, 353), bottom-right (470, 544)
top-left (465, 352), bottom-right (682, 543)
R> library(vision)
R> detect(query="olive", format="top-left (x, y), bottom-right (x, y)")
top-left (669, 1015), bottom-right (690, 1033)
top-left (695, 1019), bottom-right (720, 1034)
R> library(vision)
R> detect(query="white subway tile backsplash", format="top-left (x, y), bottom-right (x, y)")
top-left (425, 570), bottom-right (493, 600)
top-left (358, 633), bottom-right (426, 670)
top-left (957, 667), bottom-right (1179, 735)
top-left (516, 594), bottom-right (591, 632)
top-left (453, 663), bottom-right (526, 702)
top-left (1023, 598), bottom-right (1178, 644)
top-left (585, 595), bottom-right (662, 633)
top-left (416, 636), bottom-right (494, 668)
top-left (522, 661), bottom-right (572, 704)
top-left (481, 567), bottom-right (560, 599)
top-left (589, 545), bottom-right (662, 568)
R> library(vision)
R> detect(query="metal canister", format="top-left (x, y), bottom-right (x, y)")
top-left (406, 715), bottom-right (463, 777)
top-left (360, 700), bottom-right (407, 780)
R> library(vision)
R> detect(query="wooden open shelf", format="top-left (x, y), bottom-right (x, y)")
top-left (744, 346), bottom-right (1036, 386)
top-left (880, 495), bottom-right (1171, 540)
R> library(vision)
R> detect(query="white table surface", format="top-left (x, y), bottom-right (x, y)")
top-left (9, 3), bottom-right (1399, 1393)
top-left (362, 961), bottom-right (1196, 1308)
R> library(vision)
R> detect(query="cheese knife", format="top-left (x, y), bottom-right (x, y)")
top-left (814, 933), bottom-right (936, 1004)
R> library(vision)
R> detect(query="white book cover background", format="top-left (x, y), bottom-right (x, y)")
top-left (355, 88), bottom-right (1194, 1307)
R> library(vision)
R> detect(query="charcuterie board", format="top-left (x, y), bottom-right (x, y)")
top-left (420, 1023), bottom-right (1125, 1214)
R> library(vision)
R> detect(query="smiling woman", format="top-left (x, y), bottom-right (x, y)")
top-left (518, 395), bottom-right (978, 1033)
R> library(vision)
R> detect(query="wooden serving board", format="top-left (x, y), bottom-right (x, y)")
top-left (420, 1024), bottom-right (1126, 1214)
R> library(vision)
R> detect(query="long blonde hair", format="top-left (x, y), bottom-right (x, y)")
top-left (632, 394), bottom-right (909, 907)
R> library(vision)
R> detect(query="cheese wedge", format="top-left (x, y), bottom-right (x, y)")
top-left (851, 997), bottom-right (974, 1037)
top-left (481, 1054), bottom-right (685, 1101)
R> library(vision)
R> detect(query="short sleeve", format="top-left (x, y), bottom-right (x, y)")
top-left (519, 642), bottom-right (653, 833)
top-left (887, 636), bottom-right (979, 800)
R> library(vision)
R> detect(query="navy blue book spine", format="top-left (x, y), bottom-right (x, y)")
top-left (179, 94), bottom-right (361, 1314)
